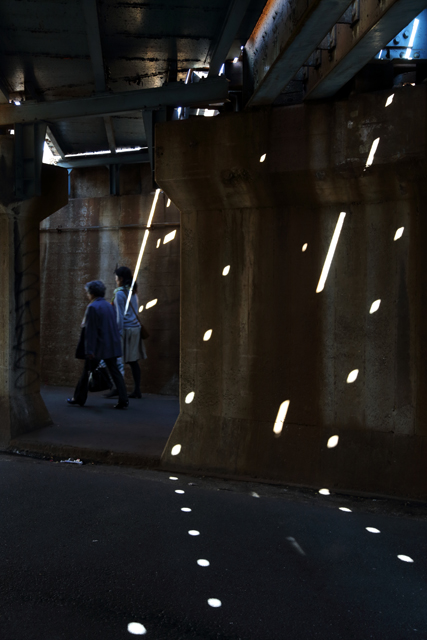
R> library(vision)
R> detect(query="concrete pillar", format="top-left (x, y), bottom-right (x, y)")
top-left (0, 137), bottom-right (68, 445)
top-left (156, 85), bottom-right (427, 499)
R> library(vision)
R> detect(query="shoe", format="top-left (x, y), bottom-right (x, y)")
top-left (67, 398), bottom-right (84, 406)
top-left (128, 391), bottom-right (142, 399)
top-left (113, 400), bottom-right (129, 409)
top-left (103, 388), bottom-right (118, 398)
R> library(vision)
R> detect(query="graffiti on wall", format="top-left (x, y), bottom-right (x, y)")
top-left (13, 220), bottom-right (40, 390)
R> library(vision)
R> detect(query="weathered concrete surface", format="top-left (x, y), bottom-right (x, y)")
top-left (0, 137), bottom-right (68, 444)
top-left (40, 163), bottom-right (180, 395)
top-left (156, 85), bottom-right (427, 499)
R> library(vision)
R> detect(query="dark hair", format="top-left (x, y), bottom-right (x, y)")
top-left (115, 266), bottom-right (137, 293)
top-left (85, 280), bottom-right (106, 298)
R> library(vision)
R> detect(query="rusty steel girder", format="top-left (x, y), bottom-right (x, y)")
top-left (304, 0), bottom-right (427, 100)
top-left (0, 77), bottom-right (229, 127)
top-left (245, 0), bottom-right (353, 107)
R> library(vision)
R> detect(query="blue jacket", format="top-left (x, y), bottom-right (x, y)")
top-left (114, 289), bottom-right (140, 335)
top-left (85, 298), bottom-right (122, 359)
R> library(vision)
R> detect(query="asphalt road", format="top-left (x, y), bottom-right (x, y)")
top-left (0, 454), bottom-right (426, 640)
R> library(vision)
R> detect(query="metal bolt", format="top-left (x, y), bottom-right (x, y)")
top-left (393, 37), bottom-right (400, 45)
top-left (403, 30), bottom-right (409, 39)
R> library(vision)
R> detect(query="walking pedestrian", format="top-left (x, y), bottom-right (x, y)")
top-left (67, 280), bottom-right (128, 409)
top-left (108, 266), bottom-right (146, 399)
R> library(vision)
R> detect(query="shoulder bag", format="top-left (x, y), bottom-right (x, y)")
top-left (128, 299), bottom-right (150, 340)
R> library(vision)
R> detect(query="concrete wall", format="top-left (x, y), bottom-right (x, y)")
top-left (157, 85), bottom-right (427, 499)
top-left (40, 163), bottom-right (180, 395)
top-left (0, 135), bottom-right (68, 444)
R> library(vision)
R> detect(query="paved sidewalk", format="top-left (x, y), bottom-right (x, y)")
top-left (9, 386), bottom-right (179, 466)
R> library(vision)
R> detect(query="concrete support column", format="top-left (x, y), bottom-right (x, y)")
top-left (0, 138), bottom-right (67, 445)
top-left (156, 86), bottom-right (427, 499)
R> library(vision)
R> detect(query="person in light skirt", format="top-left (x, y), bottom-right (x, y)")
top-left (109, 266), bottom-right (147, 399)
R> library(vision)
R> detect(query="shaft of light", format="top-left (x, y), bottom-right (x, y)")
top-left (273, 400), bottom-right (290, 435)
top-left (125, 189), bottom-right (160, 314)
top-left (365, 138), bottom-right (380, 168)
top-left (316, 212), bottom-right (346, 293)
top-left (405, 18), bottom-right (419, 58)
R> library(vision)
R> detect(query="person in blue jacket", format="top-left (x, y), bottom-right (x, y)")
top-left (68, 280), bottom-right (128, 409)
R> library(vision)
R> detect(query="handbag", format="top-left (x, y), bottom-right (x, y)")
top-left (89, 365), bottom-right (112, 392)
top-left (129, 299), bottom-right (150, 340)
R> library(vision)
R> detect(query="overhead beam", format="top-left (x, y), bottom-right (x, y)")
top-left (245, 0), bottom-right (352, 108)
top-left (305, 0), bottom-right (427, 100)
top-left (207, 0), bottom-right (251, 77)
top-left (103, 116), bottom-right (117, 154)
top-left (0, 77), bottom-right (10, 104)
top-left (81, 0), bottom-right (117, 153)
top-left (56, 150), bottom-right (149, 169)
top-left (46, 126), bottom-right (65, 159)
top-left (81, 0), bottom-right (106, 93)
top-left (0, 77), bottom-right (229, 127)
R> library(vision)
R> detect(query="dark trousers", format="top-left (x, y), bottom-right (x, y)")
top-left (74, 357), bottom-right (128, 406)
top-left (128, 360), bottom-right (141, 394)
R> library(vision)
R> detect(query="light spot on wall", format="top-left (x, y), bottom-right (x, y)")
top-left (273, 400), bottom-right (290, 436)
top-left (146, 299), bottom-right (157, 309)
top-left (164, 230), bottom-right (177, 244)
top-left (197, 559), bottom-right (210, 566)
top-left (203, 330), bottom-right (212, 341)
top-left (260, 153), bottom-right (266, 162)
top-left (188, 530), bottom-right (200, 536)
top-left (171, 444), bottom-right (182, 456)
top-left (127, 622), bottom-right (147, 635)
top-left (366, 527), bottom-right (380, 533)
top-left (394, 227), bottom-right (404, 240)
top-left (222, 265), bottom-right (230, 276)
top-left (166, 198), bottom-right (171, 207)
top-left (369, 299), bottom-right (381, 314)
top-left (327, 435), bottom-right (339, 448)
top-left (181, 507), bottom-right (192, 512)
top-left (319, 488), bottom-right (330, 495)
top-left (251, 492), bottom-right (260, 498)
top-left (169, 476), bottom-right (178, 480)
top-left (138, 305), bottom-right (144, 312)
top-left (207, 599), bottom-right (222, 608)
top-left (347, 369), bottom-right (359, 383)
top-left (339, 507), bottom-right (352, 512)
top-left (385, 94), bottom-right (394, 107)
top-left (185, 392), bottom-right (195, 404)
top-left (175, 489), bottom-right (185, 494)
top-left (316, 212), bottom-right (346, 293)
top-left (365, 138), bottom-right (380, 168)
top-left (302, 243), bottom-right (308, 252)
top-left (398, 555), bottom-right (414, 563)
top-left (156, 239), bottom-right (161, 248)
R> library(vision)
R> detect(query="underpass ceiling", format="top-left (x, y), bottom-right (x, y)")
top-left (0, 0), bottom-right (266, 154)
